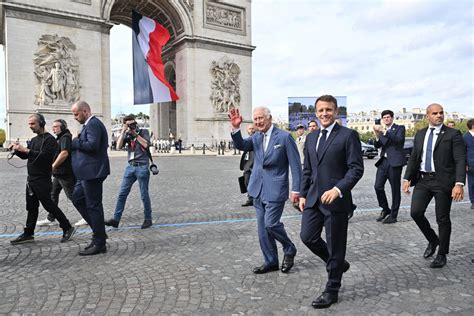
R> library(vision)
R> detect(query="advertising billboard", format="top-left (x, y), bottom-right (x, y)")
top-left (288, 96), bottom-right (347, 131)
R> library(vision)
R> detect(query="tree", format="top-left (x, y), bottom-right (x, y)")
top-left (0, 129), bottom-right (5, 147)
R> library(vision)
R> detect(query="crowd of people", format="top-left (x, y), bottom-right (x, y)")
top-left (8, 101), bottom-right (155, 256)
top-left (232, 95), bottom-right (473, 309)
top-left (6, 95), bottom-right (473, 309)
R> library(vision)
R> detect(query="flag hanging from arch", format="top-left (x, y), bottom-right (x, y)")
top-left (132, 10), bottom-right (179, 105)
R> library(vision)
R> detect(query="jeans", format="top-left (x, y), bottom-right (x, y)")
top-left (113, 164), bottom-right (152, 222)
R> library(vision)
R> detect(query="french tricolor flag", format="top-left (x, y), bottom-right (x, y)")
top-left (132, 10), bottom-right (179, 105)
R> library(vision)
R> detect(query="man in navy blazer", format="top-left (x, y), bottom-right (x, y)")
top-left (299, 95), bottom-right (364, 309)
top-left (71, 101), bottom-right (110, 256)
top-left (229, 106), bottom-right (302, 274)
top-left (373, 110), bottom-right (406, 224)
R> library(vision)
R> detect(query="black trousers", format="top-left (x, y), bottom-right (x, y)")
top-left (300, 203), bottom-right (349, 294)
top-left (47, 174), bottom-right (75, 222)
top-left (374, 158), bottom-right (402, 218)
top-left (410, 174), bottom-right (452, 255)
top-left (72, 178), bottom-right (107, 246)
top-left (25, 178), bottom-right (72, 235)
top-left (243, 170), bottom-right (252, 201)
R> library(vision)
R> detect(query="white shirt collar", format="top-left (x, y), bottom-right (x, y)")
top-left (321, 121), bottom-right (337, 134)
top-left (428, 124), bottom-right (442, 133)
top-left (264, 124), bottom-right (274, 137)
top-left (84, 115), bottom-right (94, 126)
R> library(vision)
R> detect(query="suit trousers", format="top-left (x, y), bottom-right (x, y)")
top-left (72, 177), bottom-right (107, 246)
top-left (410, 175), bottom-right (452, 255)
top-left (374, 158), bottom-right (402, 218)
top-left (25, 179), bottom-right (72, 235)
top-left (243, 170), bottom-right (252, 200)
top-left (300, 203), bottom-right (348, 294)
top-left (254, 198), bottom-right (297, 266)
top-left (47, 174), bottom-right (75, 222)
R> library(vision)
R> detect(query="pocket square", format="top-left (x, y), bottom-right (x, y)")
top-left (274, 144), bottom-right (282, 149)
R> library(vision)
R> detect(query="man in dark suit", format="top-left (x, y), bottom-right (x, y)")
top-left (403, 103), bottom-right (465, 268)
top-left (373, 110), bottom-right (406, 224)
top-left (299, 95), bottom-right (364, 309)
top-left (71, 101), bottom-right (110, 256)
top-left (464, 119), bottom-right (474, 209)
top-left (229, 106), bottom-right (302, 275)
top-left (240, 124), bottom-right (255, 207)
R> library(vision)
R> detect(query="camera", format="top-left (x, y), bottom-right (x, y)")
top-left (374, 118), bottom-right (381, 125)
top-left (127, 122), bottom-right (138, 130)
top-left (149, 163), bottom-right (159, 175)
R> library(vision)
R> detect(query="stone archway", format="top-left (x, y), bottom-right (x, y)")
top-left (1, 0), bottom-right (254, 146)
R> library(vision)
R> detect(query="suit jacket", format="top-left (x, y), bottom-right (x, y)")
top-left (374, 123), bottom-right (406, 167)
top-left (300, 124), bottom-right (364, 213)
top-left (71, 116), bottom-right (110, 180)
top-left (404, 125), bottom-right (466, 192)
top-left (240, 150), bottom-right (254, 172)
top-left (232, 126), bottom-right (302, 202)
top-left (296, 134), bottom-right (306, 164)
top-left (464, 132), bottom-right (474, 168)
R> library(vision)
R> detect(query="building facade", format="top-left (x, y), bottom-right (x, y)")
top-left (1, 0), bottom-right (254, 146)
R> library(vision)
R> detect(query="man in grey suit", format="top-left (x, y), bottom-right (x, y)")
top-left (229, 106), bottom-right (302, 274)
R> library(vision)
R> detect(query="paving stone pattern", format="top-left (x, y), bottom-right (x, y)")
top-left (0, 156), bottom-right (473, 315)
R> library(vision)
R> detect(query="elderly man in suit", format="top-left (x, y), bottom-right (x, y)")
top-left (373, 110), bottom-right (406, 224)
top-left (299, 95), bottom-right (364, 309)
top-left (71, 100), bottom-right (110, 256)
top-left (229, 106), bottom-right (302, 274)
top-left (403, 103), bottom-right (465, 268)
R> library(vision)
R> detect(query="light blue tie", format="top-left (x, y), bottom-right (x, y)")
top-left (425, 128), bottom-right (435, 172)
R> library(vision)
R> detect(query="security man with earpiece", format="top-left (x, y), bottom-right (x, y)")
top-left (8, 113), bottom-right (77, 245)
top-left (37, 119), bottom-right (87, 227)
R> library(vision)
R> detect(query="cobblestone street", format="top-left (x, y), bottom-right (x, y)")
top-left (0, 154), bottom-right (473, 315)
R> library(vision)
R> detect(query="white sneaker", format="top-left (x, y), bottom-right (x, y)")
top-left (37, 218), bottom-right (57, 226)
top-left (74, 218), bottom-right (88, 227)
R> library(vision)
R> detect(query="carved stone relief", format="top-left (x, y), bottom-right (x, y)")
top-left (181, 0), bottom-right (194, 12)
top-left (33, 34), bottom-right (80, 107)
top-left (205, 2), bottom-right (245, 34)
top-left (210, 56), bottom-right (241, 113)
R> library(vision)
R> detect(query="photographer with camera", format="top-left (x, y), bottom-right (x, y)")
top-left (9, 113), bottom-right (76, 245)
top-left (373, 110), bottom-right (406, 224)
top-left (105, 114), bottom-right (154, 229)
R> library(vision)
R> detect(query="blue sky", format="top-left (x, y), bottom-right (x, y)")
top-left (1, 0), bottom-right (472, 128)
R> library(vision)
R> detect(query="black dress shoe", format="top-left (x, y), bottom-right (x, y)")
top-left (312, 292), bottom-right (338, 309)
top-left (84, 240), bottom-right (94, 250)
top-left (343, 260), bottom-right (350, 273)
top-left (61, 227), bottom-right (77, 243)
top-left (79, 244), bottom-right (107, 256)
top-left (141, 219), bottom-right (153, 229)
top-left (241, 199), bottom-right (253, 207)
top-left (430, 254), bottom-right (447, 268)
top-left (382, 216), bottom-right (397, 224)
top-left (376, 210), bottom-right (389, 222)
top-left (253, 264), bottom-right (279, 274)
top-left (281, 255), bottom-right (295, 273)
top-left (104, 219), bottom-right (119, 228)
top-left (423, 241), bottom-right (439, 258)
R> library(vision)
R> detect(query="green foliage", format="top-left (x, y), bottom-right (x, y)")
top-left (359, 131), bottom-right (374, 143)
top-left (0, 129), bottom-right (5, 146)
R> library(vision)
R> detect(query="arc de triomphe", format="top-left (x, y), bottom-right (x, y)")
top-left (0, 0), bottom-right (254, 146)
